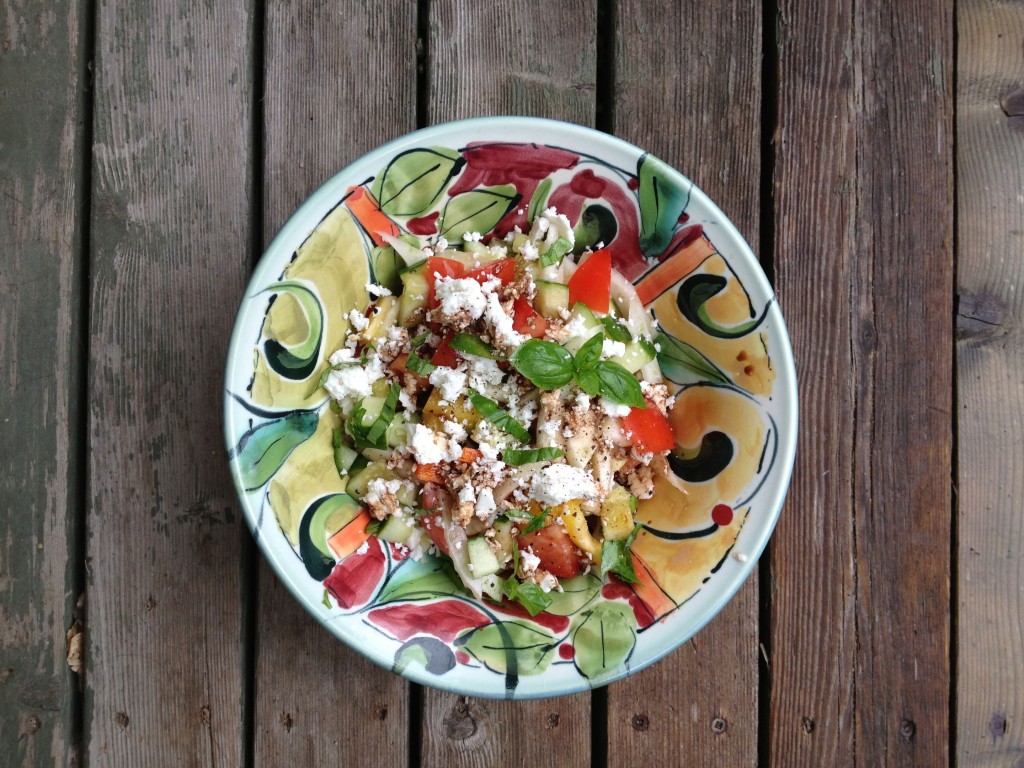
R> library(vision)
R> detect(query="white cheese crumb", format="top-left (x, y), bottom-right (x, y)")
top-left (458, 485), bottom-right (476, 506)
top-left (602, 339), bottom-right (627, 359)
top-left (600, 399), bottom-right (632, 417)
top-left (530, 207), bottom-right (575, 247)
top-left (365, 282), bottom-right (392, 297)
top-left (355, 540), bottom-right (370, 556)
top-left (519, 241), bottom-right (539, 261)
top-left (475, 487), bottom-right (496, 518)
top-left (462, 231), bottom-right (483, 242)
top-left (324, 349), bottom-right (385, 414)
top-left (530, 464), bottom-right (598, 505)
top-left (435, 276), bottom-right (488, 319)
top-left (428, 366), bottom-right (468, 402)
top-left (520, 548), bottom-right (541, 575)
top-left (484, 291), bottom-right (526, 347)
top-left (574, 392), bottom-right (591, 411)
top-left (733, 551), bottom-right (750, 563)
top-left (347, 309), bottom-right (369, 331)
top-left (363, 477), bottom-right (401, 506)
top-left (538, 572), bottom-right (560, 592)
top-left (442, 419), bottom-right (469, 443)
top-left (409, 424), bottom-right (447, 464)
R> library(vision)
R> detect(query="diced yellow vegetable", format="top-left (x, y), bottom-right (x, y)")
top-left (422, 388), bottom-right (482, 433)
top-left (600, 485), bottom-right (636, 541)
top-left (558, 500), bottom-right (602, 565)
top-left (363, 295), bottom-right (399, 342)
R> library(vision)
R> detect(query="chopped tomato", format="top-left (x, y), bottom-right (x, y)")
top-left (414, 463), bottom-right (445, 483)
top-left (388, 352), bottom-right (427, 385)
top-left (458, 447), bottom-right (483, 464)
top-left (425, 257), bottom-right (466, 307)
top-left (567, 248), bottom-right (611, 313)
top-left (419, 481), bottom-right (444, 510)
top-left (423, 513), bottom-right (449, 555)
top-left (465, 257), bottom-right (516, 286)
top-left (621, 399), bottom-right (676, 453)
top-left (517, 524), bottom-right (582, 579)
top-left (512, 294), bottom-right (550, 338)
top-left (430, 333), bottom-right (459, 368)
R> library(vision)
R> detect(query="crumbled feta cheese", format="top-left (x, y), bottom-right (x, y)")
top-left (347, 309), bottom-right (369, 331)
top-left (365, 282), bottom-right (392, 297)
top-left (446, 437), bottom-right (464, 463)
top-left (530, 464), bottom-right (598, 505)
top-left (409, 424), bottom-right (447, 464)
top-left (538, 572), bottom-right (560, 592)
top-left (574, 392), bottom-right (591, 411)
top-left (464, 357), bottom-right (505, 396)
top-left (540, 418), bottom-right (562, 438)
top-left (429, 366), bottom-right (468, 402)
top-left (530, 207), bottom-right (575, 247)
top-left (441, 419), bottom-right (469, 443)
top-left (398, 389), bottom-right (416, 410)
top-left (324, 349), bottom-right (385, 413)
top-left (435, 276), bottom-right (488, 319)
top-left (484, 291), bottom-right (526, 348)
top-left (602, 339), bottom-right (627, 359)
top-left (363, 477), bottom-right (402, 506)
top-left (563, 312), bottom-right (591, 341)
top-left (600, 399), bottom-right (632, 417)
top-left (462, 231), bottom-right (483, 242)
top-left (475, 487), bottom-right (496, 518)
top-left (458, 485), bottom-right (476, 505)
top-left (519, 241), bottom-right (539, 261)
top-left (520, 548), bottom-right (541, 575)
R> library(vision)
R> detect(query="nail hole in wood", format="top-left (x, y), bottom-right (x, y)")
top-left (280, 712), bottom-right (294, 732)
top-left (711, 717), bottom-right (727, 734)
top-left (631, 713), bottom-right (649, 732)
top-left (900, 719), bottom-right (916, 741)
top-left (546, 712), bottom-right (560, 729)
top-left (373, 705), bottom-right (388, 721)
top-left (802, 717), bottom-right (815, 734)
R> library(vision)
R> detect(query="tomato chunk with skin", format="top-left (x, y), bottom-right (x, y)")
top-left (425, 257), bottom-right (466, 307)
top-left (465, 258), bottom-right (515, 286)
top-left (423, 514), bottom-right (449, 556)
top-left (621, 399), bottom-right (676, 453)
top-left (431, 333), bottom-right (459, 368)
top-left (567, 248), bottom-right (611, 314)
top-left (517, 524), bottom-right (582, 579)
top-left (511, 294), bottom-right (549, 338)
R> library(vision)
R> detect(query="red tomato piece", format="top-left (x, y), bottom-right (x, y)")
top-left (430, 333), bottom-right (459, 368)
top-left (621, 399), bottom-right (676, 453)
top-left (423, 513), bottom-right (449, 556)
top-left (567, 248), bottom-right (611, 313)
top-left (425, 257), bottom-right (466, 307)
top-left (511, 294), bottom-right (550, 339)
top-left (517, 524), bottom-right (582, 579)
top-left (465, 258), bottom-right (516, 286)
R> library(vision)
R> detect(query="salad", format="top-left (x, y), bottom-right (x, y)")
top-left (319, 207), bottom-right (677, 615)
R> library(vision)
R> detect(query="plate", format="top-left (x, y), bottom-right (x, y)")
top-left (224, 116), bottom-right (797, 699)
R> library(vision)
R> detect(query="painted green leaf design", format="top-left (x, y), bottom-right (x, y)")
top-left (439, 185), bottom-right (520, 241)
top-left (261, 280), bottom-right (323, 381)
top-left (544, 573), bottom-right (602, 616)
top-left (377, 560), bottom-right (466, 604)
top-left (526, 177), bottom-right (552, 222)
top-left (394, 637), bottom-right (456, 676)
top-left (231, 410), bottom-right (319, 491)
top-left (298, 493), bottom-right (362, 580)
top-left (573, 203), bottom-right (618, 254)
top-left (571, 602), bottom-right (637, 680)
top-left (637, 153), bottom-right (690, 258)
top-left (655, 332), bottom-right (730, 385)
top-left (455, 620), bottom-right (556, 677)
top-left (677, 273), bottom-right (768, 339)
top-left (371, 147), bottom-right (465, 216)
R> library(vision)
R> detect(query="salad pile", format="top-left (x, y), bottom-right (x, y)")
top-left (319, 208), bottom-right (677, 615)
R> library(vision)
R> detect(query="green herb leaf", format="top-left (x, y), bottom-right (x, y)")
top-left (467, 390), bottom-right (531, 443)
top-left (410, 331), bottom-right (431, 349)
top-left (450, 333), bottom-right (502, 360)
top-left (573, 333), bottom-right (604, 372)
top-left (520, 506), bottom-right (551, 535)
top-left (406, 351), bottom-right (436, 376)
top-left (503, 447), bottom-right (565, 466)
top-left (509, 339), bottom-right (575, 389)
top-left (575, 368), bottom-right (601, 396)
top-left (365, 382), bottom-right (402, 445)
top-left (592, 361), bottom-right (646, 407)
top-left (599, 523), bottom-right (644, 584)
top-left (600, 315), bottom-right (632, 343)
top-left (539, 236), bottom-right (573, 268)
top-left (510, 581), bottom-right (553, 615)
top-left (365, 518), bottom-right (385, 536)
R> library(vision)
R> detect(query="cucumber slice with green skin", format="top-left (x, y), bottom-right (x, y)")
top-left (535, 280), bottom-right (570, 319)
top-left (563, 302), bottom-right (604, 353)
top-left (399, 258), bottom-right (428, 276)
top-left (346, 461), bottom-right (397, 501)
top-left (333, 439), bottom-right (361, 477)
top-left (461, 240), bottom-right (504, 265)
top-left (609, 337), bottom-right (657, 374)
top-left (378, 514), bottom-right (416, 544)
top-left (385, 413), bottom-right (411, 449)
top-left (399, 265), bottom-right (429, 325)
top-left (467, 535), bottom-right (502, 577)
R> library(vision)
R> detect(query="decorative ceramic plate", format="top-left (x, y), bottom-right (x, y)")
top-left (224, 117), bottom-right (797, 699)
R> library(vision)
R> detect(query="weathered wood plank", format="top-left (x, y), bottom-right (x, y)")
top-left (955, 2), bottom-right (1024, 764)
top-left (421, 3), bottom-right (595, 766)
top-left (85, 1), bottom-right (254, 763)
top-left (771, 0), bottom-right (954, 764)
top-left (0, 0), bottom-right (88, 764)
top-left (607, 1), bottom-right (762, 765)
top-left (769, 2), bottom-right (858, 764)
top-left (253, 1), bottom-right (416, 764)
top-left (850, 0), bottom-right (952, 763)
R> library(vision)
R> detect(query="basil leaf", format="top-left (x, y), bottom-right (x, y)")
top-left (593, 361), bottom-right (646, 407)
top-left (510, 581), bottom-right (553, 615)
top-left (520, 505), bottom-right (551, 535)
top-left (539, 236), bottom-right (573, 268)
top-left (366, 382), bottom-right (401, 448)
top-left (573, 333), bottom-right (603, 372)
top-left (599, 524), bottom-right (643, 584)
top-left (502, 447), bottom-right (565, 466)
top-left (509, 339), bottom-right (575, 389)
top-left (467, 390), bottom-right (531, 443)
top-left (406, 351), bottom-right (436, 376)
top-left (450, 333), bottom-right (502, 360)
top-left (601, 315), bottom-right (632, 343)
top-left (575, 368), bottom-right (601, 396)
top-left (410, 331), bottom-right (430, 349)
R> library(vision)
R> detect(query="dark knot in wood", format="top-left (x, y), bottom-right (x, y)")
top-left (444, 700), bottom-right (479, 741)
top-left (899, 719), bottom-right (916, 741)
top-left (802, 717), bottom-right (815, 734)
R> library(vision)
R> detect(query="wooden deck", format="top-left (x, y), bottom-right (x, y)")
top-left (1, 0), bottom-right (1021, 765)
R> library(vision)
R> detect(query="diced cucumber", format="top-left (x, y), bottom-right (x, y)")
top-left (467, 536), bottom-right (501, 578)
top-left (363, 295), bottom-right (399, 342)
top-left (378, 514), bottom-right (416, 544)
top-left (563, 301), bottom-right (604, 353)
top-left (398, 257), bottom-right (427, 276)
top-left (462, 240), bottom-right (504, 265)
top-left (609, 337), bottom-right (657, 374)
top-left (333, 438), bottom-right (361, 477)
top-left (399, 263), bottom-right (429, 325)
top-left (510, 233), bottom-right (530, 252)
top-left (385, 412), bottom-right (411, 448)
top-left (491, 519), bottom-right (516, 566)
top-left (535, 280), bottom-right (570, 319)
top-left (346, 461), bottom-right (396, 501)
top-left (356, 395), bottom-right (387, 426)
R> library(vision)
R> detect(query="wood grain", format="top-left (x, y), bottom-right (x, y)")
top-left (955, 2), bottom-right (1024, 764)
top-left (85, 0), bottom-right (254, 763)
top-left (253, 1), bottom-right (416, 764)
top-left (0, 0), bottom-right (88, 764)
top-left (771, 0), bottom-right (954, 765)
top-left (421, 3), bottom-right (595, 766)
top-left (606, 2), bottom-right (762, 765)
top-left (769, 1), bottom-right (858, 764)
